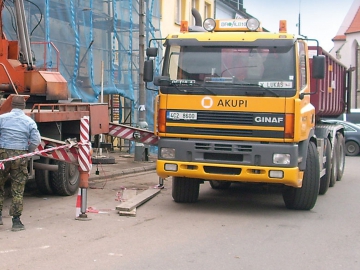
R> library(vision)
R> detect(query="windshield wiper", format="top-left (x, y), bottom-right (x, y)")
top-left (155, 77), bottom-right (217, 95)
top-left (172, 82), bottom-right (217, 95)
top-left (233, 83), bottom-right (280, 97)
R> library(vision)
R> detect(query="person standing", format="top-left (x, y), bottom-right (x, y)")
top-left (0, 95), bottom-right (41, 231)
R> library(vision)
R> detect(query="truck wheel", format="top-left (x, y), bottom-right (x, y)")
top-left (209, 180), bottom-right (231, 189)
top-left (329, 137), bottom-right (338, 187)
top-left (282, 141), bottom-right (319, 210)
top-left (336, 133), bottom-right (345, 181)
top-left (34, 157), bottom-right (54, 195)
top-left (345, 141), bottom-right (360, 156)
top-left (319, 138), bottom-right (331, 195)
top-left (172, 177), bottom-right (200, 203)
top-left (50, 160), bottom-right (79, 196)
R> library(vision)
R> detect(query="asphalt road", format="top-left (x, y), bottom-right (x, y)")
top-left (1, 156), bottom-right (360, 270)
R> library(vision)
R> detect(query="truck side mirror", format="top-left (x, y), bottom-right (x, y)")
top-left (143, 60), bottom-right (154, 82)
top-left (146, 47), bottom-right (158, 57)
top-left (312, 55), bottom-right (325, 79)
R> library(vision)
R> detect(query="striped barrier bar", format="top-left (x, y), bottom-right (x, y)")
top-left (108, 123), bottom-right (159, 145)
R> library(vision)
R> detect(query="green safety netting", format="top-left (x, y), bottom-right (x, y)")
top-left (2, 0), bottom-right (162, 132)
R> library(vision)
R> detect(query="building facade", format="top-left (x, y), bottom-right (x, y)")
top-left (159, 0), bottom-right (214, 37)
top-left (330, 0), bottom-right (360, 108)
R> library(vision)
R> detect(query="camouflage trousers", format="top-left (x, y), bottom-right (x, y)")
top-left (0, 148), bottom-right (28, 217)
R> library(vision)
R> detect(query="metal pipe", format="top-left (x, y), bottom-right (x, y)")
top-left (135, 0), bottom-right (148, 161)
top-left (33, 162), bottom-right (59, 171)
top-left (80, 188), bottom-right (87, 217)
top-left (14, 0), bottom-right (33, 68)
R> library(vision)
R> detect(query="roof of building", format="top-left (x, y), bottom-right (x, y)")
top-left (345, 7), bottom-right (360, 34)
top-left (333, 2), bottom-right (360, 41)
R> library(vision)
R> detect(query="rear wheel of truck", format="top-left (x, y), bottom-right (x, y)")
top-left (50, 160), bottom-right (79, 196)
top-left (34, 157), bottom-right (54, 195)
top-left (329, 137), bottom-right (338, 187)
top-left (209, 180), bottom-right (231, 189)
top-left (282, 141), bottom-right (319, 210)
top-left (319, 138), bottom-right (331, 195)
top-left (172, 177), bottom-right (200, 203)
top-left (336, 133), bottom-right (345, 181)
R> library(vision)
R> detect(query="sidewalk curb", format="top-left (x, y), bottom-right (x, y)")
top-left (89, 164), bottom-right (156, 181)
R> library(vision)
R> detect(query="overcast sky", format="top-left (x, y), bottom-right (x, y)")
top-left (243, 0), bottom-right (354, 52)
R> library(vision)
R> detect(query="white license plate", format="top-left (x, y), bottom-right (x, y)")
top-left (167, 111), bottom-right (197, 120)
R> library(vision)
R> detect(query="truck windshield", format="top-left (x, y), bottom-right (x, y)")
top-left (163, 45), bottom-right (295, 92)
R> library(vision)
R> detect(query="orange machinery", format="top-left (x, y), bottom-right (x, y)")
top-left (0, 0), bottom-right (68, 102)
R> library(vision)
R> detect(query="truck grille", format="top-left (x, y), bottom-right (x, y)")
top-left (166, 111), bottom-right (285, 138)
top-left (196, 111), bottom-right (253, 125)
top-left (195, 143), bottom-right (252, 152)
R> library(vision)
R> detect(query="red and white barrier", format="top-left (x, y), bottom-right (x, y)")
top-left (36, 138), bottom-right (78, 163)
top-left (0, 142), bottom-right (76, 170)
top-left (108, 123), bottom-right (158, 145)
top-left (78, 116), bottom-right (92, 172)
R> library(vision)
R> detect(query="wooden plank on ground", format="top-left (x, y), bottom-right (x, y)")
top-left (116, 189), bottom-right (161, 212)
top-left (119, 189), bottom-right (137, 217)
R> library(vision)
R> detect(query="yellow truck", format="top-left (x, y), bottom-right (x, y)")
top-left (144, 12), bottom-right (349, 210)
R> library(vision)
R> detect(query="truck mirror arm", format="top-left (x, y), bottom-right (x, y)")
top-left (299, 80), bottom-right (320, 100)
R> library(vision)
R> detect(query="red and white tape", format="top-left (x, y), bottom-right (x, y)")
top-left (0, 143), bottom-right (74, 170)
top-left (1, 117), bottom-right (93, 172)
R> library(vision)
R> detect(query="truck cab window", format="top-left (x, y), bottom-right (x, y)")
top-left (163, 44), bottom-right (295, 91)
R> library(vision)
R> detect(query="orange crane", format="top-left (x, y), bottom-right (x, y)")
top-left (0, 0), bottom-right (68, 105)
top-left (0, 0), bottom-right (158, 205)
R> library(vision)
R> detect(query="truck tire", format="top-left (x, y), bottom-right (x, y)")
top-left (336, 133), bottom-right (345, 181)
top-left (329, 137), bottom-right (338, 187)
top-left (172, 177), bottom-right (200, 203)
top-left (50, 160), bottom-right (79, 196)
top-left (345, 140), bottom-right (360, 156)
top-left (282, 141), bottom-right (319, 210)
top-left (34, 157), bottom-right (54, 195)
top-left (209, 180), bottom-right (231, 189)
top-left (319, 138), bottom-right (331, 195)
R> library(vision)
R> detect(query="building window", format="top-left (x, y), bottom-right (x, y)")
top-left (204, 2), bottom-right (211, 19)
top-left (160, 0), bottom-right (163, 19)
top-left (191, 0), bottom-right (199, 25)
top-left (175, 0), bottom-right (181, 24)
top-left (175, 0), bottom-right (186, 24)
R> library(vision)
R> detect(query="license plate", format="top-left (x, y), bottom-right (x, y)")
top-left (167, 111), bottom-right (197, 120)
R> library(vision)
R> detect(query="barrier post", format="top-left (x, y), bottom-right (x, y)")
top-left (76, 116), bottom-right (92, 221)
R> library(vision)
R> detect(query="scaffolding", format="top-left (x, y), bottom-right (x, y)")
top-left (2, 0), bottom-right (162, 139)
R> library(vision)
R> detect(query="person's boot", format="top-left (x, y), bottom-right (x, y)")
top-left (11, 216), bottom-right (25, 231)
top-left (0, 211), bottom-right (3, 225)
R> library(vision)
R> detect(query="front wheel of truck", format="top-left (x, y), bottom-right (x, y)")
top-left (50, 160), bottom-right (80, 196)
top-left (282, 141), bottom-right (320, 210)
top-left (172, 177), bottom-right (200, 203)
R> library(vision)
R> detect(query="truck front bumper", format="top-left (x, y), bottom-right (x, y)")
top-left (157, 160), bottom-right (303, 188)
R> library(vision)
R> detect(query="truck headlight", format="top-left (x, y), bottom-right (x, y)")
top-left (273, 153), bottom-right (290, 165)
top-left (160, 147), bottom-right (175, 159)
top-left (246, 18), bottom-right (260, 31)
top-left (203, 18), bottom-right (216, 32)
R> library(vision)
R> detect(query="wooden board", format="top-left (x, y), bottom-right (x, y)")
top-left (116, 189), bottom-right (161, 212)
top-left (119, 189), bottom-right (137, 217)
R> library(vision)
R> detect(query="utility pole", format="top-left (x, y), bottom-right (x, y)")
top-left (134, 0), bottom-right (148, 161)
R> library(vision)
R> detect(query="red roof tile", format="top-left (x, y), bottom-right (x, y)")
top-left (332, 34), bottom-right (346, 41)
top-left (345, 7), bottom-right (360, 34)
